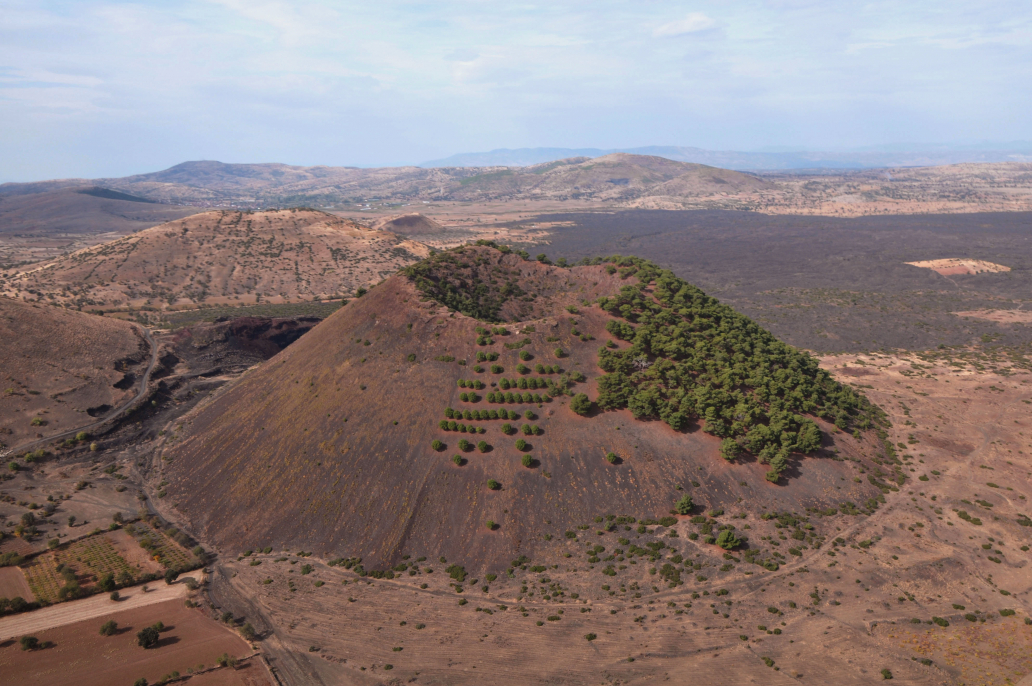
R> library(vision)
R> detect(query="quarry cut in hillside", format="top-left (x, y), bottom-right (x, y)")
top-left (160, 245), bottom-right (892, 571)
top-left (0, 209), bottom-right (429, 312)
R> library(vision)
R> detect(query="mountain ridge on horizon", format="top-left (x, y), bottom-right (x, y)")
top-left (419, 144), bottom-right (1032, 170)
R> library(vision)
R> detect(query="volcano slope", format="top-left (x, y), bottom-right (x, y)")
top-left (0, 209), bottom-right (429, 312)
top-left (160, 245), bottom-right (890, 572)
top-left (0, 297), bottom-right (147, 451)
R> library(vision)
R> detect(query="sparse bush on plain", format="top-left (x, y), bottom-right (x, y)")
top-left (136, 626), bottom-right (159, 649)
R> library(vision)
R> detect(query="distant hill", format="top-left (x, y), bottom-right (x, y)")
top-left (1, 209), bottom-right (430, 312)
top-left (371, 213), bottom-right (445, 235)
top-left (0, 186), bottom-right (196, 238)
top-left (160, 244), bottom-right (886, 569)
top-left (0, 155), bottom-right (770, 208)
top-left (422, 145), bottom-right (1032, 170)
top-left (4, 154), bottom-right (1031, 218)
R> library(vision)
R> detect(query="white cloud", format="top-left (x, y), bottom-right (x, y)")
top-left (653, 12), bottom-right (715, 37)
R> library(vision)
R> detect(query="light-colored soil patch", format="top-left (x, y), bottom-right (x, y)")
top-left (0, 567), bottom-right (32, 600)
top-left (0, 597), bottom-right (254, 686)
top-left (905, 258), bottom-right (1011, 276)
top-left (954, 309), bottom-right (1032, 324)
top-left (108, 528), bottom-right (166, 575)
top-left (0, 571), bottom-right (201, 640)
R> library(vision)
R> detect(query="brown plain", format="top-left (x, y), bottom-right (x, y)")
top-left (0, 599), bottom-right (262, 686)
top-left (0, 567), bottom-right (32, 600)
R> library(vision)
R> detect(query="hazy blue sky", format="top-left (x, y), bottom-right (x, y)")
top-left (1, 0), bottom-right (1030, 180)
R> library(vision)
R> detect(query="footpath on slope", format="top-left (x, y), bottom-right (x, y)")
top-left (0, 570), bottom-right (202, 640)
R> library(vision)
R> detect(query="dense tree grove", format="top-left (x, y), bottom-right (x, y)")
top-left (591, 255), bottom-right (883, 482)
top-left (403, 243), bottom-right (523, 321)
top-left (409, 244), bottom-right (884, 483)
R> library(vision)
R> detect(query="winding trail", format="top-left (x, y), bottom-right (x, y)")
top-left (0, 325), bottom-right (160, 459)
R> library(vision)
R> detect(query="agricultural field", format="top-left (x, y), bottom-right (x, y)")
top-left (0, 598), bottom-right (265, 686)
top-left (125, 521), bottom-right (201, 572)
top-left (18, 524), bottom-right (197, 605)
top-left (23, 531), bottom-right (138, 604)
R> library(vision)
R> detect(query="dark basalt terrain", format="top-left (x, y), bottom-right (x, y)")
top-left (529, 209), bottom-right (1032, 353)
top-left (159, 245), bottom-right (887, 571)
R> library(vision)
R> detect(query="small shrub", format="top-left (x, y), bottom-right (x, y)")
top-left (521, 454), bottom-right (533, 467)
top-left (487, 479), bottom-right (500, 490)
top-left (570, 393), bottom-right (592, 416)
top-left (431, 439), bottom-right (444, 451)
top-left (674, 494), bottom-right (693, 514)
top-left (881, 668), bottom-right (893, 680)
top-left (452, 454), bottom-right (462, 466)
top-left (20, 635), bottom-right (39, 651)
top-left (584, 633), bottom-right (597, 641)
top-left (477, 440), bottom-right (489, 453)
top-left (486, 520), bottom-right (495, 530)
top-left (100, 620), bottom-right (118, 636)
top-left (515, 439), bottom-right (527, 451)
top-left (137, 626), bottom-right (160, 649)
top-left (605, 452), bottom-right (617, 464)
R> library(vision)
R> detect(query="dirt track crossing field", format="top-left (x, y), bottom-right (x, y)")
top-left (0, 596), bottom-right (264, 686)
top-left (0, 570), bottom-right (201, 641)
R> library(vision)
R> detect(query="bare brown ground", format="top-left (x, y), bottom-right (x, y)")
top-left (108, 528), bottom-right (166, 575)
top-left (194, 352), bottom-right (1032, 686)
top-left (0, 297), bottom-right (144, 448)
top-left (0, 566), bottom-right (32, 599)
top-left (0, 597), bottom-right (257, 686)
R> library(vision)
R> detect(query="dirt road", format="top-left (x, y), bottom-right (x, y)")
top-left (0, 569), bottom-right (202, 640)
